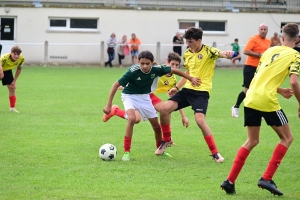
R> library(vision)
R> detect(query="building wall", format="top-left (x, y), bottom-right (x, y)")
top-left (0, 7), bottom-right (299, 66)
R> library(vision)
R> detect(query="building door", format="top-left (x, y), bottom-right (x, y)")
top-left (1, 18), bottom-right (14, 40)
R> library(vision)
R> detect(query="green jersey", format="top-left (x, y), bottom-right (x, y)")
top-left (118, 64), bottom-right (171, 94)
top-left (231, 43), bottom-right (240, 52)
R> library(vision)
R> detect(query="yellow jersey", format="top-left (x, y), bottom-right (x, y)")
top-left (1, 53), bottom-right (25, 71)
top-left (153, 74), bottom-right (177, 93)
top-left (183, 45), bottom-right (222, 94)
top-left (244, 46), bottom-right (300, 112)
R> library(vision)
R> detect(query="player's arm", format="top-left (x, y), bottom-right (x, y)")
top-left (277, 88), bottom-right (293, 99)
top-left (0, 60), bottom-right (3, 79)
top-left (290, 74), bottom-right (300, 118)
top-left (103, 81), bottom-right (121, 114)
top-left (171, 68), bottom-right (200, 87)
top-left (168, 70), bottom-right (188, 96)
top-left (179, 109), bottom-right (189, 128)
top-left (12, 65), bottom-right (22, 83)
top-left (219, 50), bottom-right (234, 59)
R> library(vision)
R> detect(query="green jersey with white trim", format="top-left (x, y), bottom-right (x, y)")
top-left (118, 64), bottom-right (171, 94)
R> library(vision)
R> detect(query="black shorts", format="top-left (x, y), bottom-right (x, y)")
top-left (168, 88), bottom-right (209, 115)
top-left (242, 65), bottom-right (256, 88)
top-left (244, 107), bottom-right (288, 127)
top-left (2, 70), bottom-right (13, 86)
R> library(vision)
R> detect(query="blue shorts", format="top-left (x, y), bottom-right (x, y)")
top-left (168, 88), bottom-right (209, 115)
top-left (131, 50), bottom-right (139, 56)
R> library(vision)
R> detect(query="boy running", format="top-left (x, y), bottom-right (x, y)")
top-left (102, 52), bottom-right (189, 129)
top-left (221, 23), bottom-right (300, 196)
top-left (103, 51), bottom-right (200, 161)
top-left (157, 27), bottom-right (234, 162)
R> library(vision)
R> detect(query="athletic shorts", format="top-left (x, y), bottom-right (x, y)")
top-left (244, 106), bottom-right (288, 127)
top-left (242, 65), bottom-right (256, 88)
top-left (131, 50), bottom-right (139, 56)
top-left (121, 93), bottom-right (157, 121)
top-left (2, 70), bottom-right (14, 86)
top-left (149, 93), bottom-right (162, 106)
top-left (169, 88), bottom-right (209, 115)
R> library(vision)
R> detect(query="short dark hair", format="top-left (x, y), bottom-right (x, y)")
top-left (167, 52), bottom-right (181, 64)
top-left (138, 51), bottom-right (154, 62)
top-left (234, 38), bottom-right (238, 42)
top-left (282, 23), bottom-right (299, 41)
top-left (11, 46), bottom-right (22, 54)
top-left (183, 27), bottom-right (203, 40)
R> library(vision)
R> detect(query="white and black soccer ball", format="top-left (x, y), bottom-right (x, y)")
top-left (99, 143), bottom-right (117, 161)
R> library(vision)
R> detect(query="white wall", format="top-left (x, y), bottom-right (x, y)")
top-left (0, 7), bottom-right (299, 66)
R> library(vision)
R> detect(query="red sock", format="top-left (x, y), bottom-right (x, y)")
top-left (124, 136), bottom-right (132, 153)
top-left (204, 135), bottom-right (218, 154)
top-left (262, 144), bottom-right (287, 180)
top-left (115, 107), bottom-right (125, 119)
top-left (9, 96), bottom-right (16, 108)
top-left (161, 124), bottom-right (171, 142)
top-left (227, 147), bottom-right (250, 184)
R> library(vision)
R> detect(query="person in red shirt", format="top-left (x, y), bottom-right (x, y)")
top-left (231, 23), bottom-right (271, 118)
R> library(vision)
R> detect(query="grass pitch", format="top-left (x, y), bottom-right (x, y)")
top-left (0, 66), bottom-right (299, 199)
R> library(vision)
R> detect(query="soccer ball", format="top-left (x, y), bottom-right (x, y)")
top-left (99, 143), bottom-right (117, 161)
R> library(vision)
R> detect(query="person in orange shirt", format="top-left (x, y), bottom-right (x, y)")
top-left (128, 33), bottom-right (141, 64)
top-left (231, 23), bottom-right (271, 117)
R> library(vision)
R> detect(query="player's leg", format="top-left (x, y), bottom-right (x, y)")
top-left (258, 110), bottom-right (292, 195)
top-left (221, 107), bottom-right (261, 194)
top-left (232, 65), bottom-right (255, 117)
top-left (3, 70), bottom-right (18, 113)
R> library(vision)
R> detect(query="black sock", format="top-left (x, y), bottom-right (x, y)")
top-left (234, 91), bottom-right (246, 108)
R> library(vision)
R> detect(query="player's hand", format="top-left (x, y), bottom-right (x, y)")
top-left (190, 77), bottom-right (201, 87)
top-left (9, 82), bottom-right (16, 89)
top-left (0, 71), bottom-right (4, 79)
top-left (168, 88), bottom-right (178, 96)
top-left (225, 50), bottom-right (234, 58)
top-left (182, 116), bottom-right (189, 128)
top-left (279, 88), bottom-right (293, 99)
top-left (103, 105), bottom-right (112, 114)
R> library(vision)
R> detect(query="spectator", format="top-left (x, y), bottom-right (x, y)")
top-left (117, 35), bottom-right (129, 68)
top-left (128, 33), bottom-right (141, 65)
top-left (270, 32), bottom-right (282, 47)
top-left (231, 23), bottom-right (271, 118)
top-left (105, 33), bottom-right (117, 67)
top-left (173, 32), bottom-right (184, 56)
top-left (230, 38), bottom-right (241, 69)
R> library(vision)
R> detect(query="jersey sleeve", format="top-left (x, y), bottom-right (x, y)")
top-left (206, 45), bottom-right (222, 60)
top-left (118, 69), bottom-right (132, 87)
top-left (244, 37), bottom-right (255, 51)
top-left (289, 53), bottom-right (300, 76)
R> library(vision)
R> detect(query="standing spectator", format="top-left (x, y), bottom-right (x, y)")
top-left (221, 23), bottom-right (300, 196)
top-left (270, 32), bottom-right (282, 47)
top-left (0, 46), bottom-right (25, 113)
top-left (105, 33), bottom-right (117, 67)
top-left (117, 35), bottom-right (129, 68)
top-left (173, 32), bottom-right (184, 56)
top-left (230, 38), bottom-right (241, 69)
top-left (128, 33), bottom-right (141, 65)
top-left (157, 27), bottom-right (234, 162)
top-left (231, 24), bottom-right (271, 118)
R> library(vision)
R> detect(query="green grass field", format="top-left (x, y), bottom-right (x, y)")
top-left (0, 66), bottom-right (299, 200)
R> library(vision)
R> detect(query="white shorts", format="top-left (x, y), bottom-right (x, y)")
top-left (121, 93), bottom-right (157, 121)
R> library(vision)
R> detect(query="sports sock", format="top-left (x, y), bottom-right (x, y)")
top-left (115, 107), bottom-right (125, 119)
top-left (204, 135), bottom-right (218, 154)
top-left (262, 144), bottom-right (287, 181)
top-left (227, 147), bottom-right (250, 184)
top-left (124, 136), bottom-right (132, 152)
top-left (156, 141), bottom-right (161, 148)
top-left (234, 91), bottom-right (246, 108)
top-left (9, 96), bottom-right (16, 108)
top-left (161, 124), bottom-right (171, 142)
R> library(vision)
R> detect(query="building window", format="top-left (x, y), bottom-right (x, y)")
top-left (49, 18), bottom-right (98, 31)
top-left (179, 20), bottom-right (226, 35)
top-left (280, 22), bottom-right (300, 33)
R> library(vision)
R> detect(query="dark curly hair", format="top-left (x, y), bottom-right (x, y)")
top-left (183, 27), bottom-right (203, 40)
top-left (138, 51), bottom-right (154, 62)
